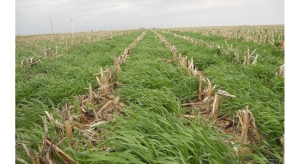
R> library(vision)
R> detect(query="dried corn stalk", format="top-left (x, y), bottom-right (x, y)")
top-left (89, 83), bottom-right (95, 105)
top-left (22, 143), bottom-right (39, 164)
top-left (15, 156), bottom-right (29, 164)
top-left (247, 47), bottom-right (250, 66)
top-left (157, 58), bottom-right (173, 63)
top-left (249, 49), bottom-right (256, 58)
top-left (42, 116), bottom-right (48, 137)
top-left (236, 106), bottom-right (260, 146)
top-left (94, 74), bottom-right (102, 87)
top-left (62, 104), bottom-right (73, 139)
top-left (114, 54), bottom-right (121, 75)
top-left (252, 54), bottom-right (259, 65)
top-left (279, 64), bottom-right (284, 77)
top-left (211, 90), bottom-right (236, 120)
top-left (224, 40), bottom-right (229, 50)
top-left (44, 111), bottom-right (65, 134)
top-left (100, 67), bottom-right (110, 95)
top-left (187, 57), bottom-right (194, 72)
top-left (280, 134), bottom-right (284, 164)
top-left (97, 100), bottom-right (112, 119)
top-left (243, 49), bottom-right (247, 66)
top-left (212, 94), bottom-right (220, 120)
top-left (204, 78), bottom-right (212, 113)
top-left (44, 137), bottom-right (77, 164)
top-left (78, 96), bottom-right (87, 124)
top-left (279, 41), bottom-right (284, 50)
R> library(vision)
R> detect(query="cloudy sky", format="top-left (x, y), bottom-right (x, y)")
top-left (16, 0), bottom-right (284, 35)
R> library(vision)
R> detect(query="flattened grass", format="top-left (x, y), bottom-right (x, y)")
top-left (158, 30), bottom-right (284, 163)
top-left (15, 31), bottom-right (144, 162)
top-left (86, 108), bottom-right (240, 164)
top-left (16, 31), bottom-right (143, 105)
top-left (15, 31), bottom-right (144, 130)
top-left (16, 27), bottom-right (284, 163)
top-left (83, 31), bottom-right (240, 163)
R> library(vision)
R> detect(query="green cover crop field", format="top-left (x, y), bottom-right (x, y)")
top-left (15, 25), bottom-right (284, 164)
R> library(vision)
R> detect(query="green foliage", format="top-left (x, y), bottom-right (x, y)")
top-left (158, 29), bottom-right (284, 163)
top-left (15, 27), bottom-right (284, 164)
top-left (15, 31), bottom-right (143, 105)
top-left (82, 31), bottom-right (240, 163)
top-left (87, 108), bottom-right (239, 164)
top-left (15, 31), bottom-right (144, 163)
top-left (211, 47), bottom-right (221, 55)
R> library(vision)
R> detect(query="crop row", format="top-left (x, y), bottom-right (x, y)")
top-left (16, 26), bottom-right (284, 163)
top-left (16, 30), bottom-right (136, 67)
top-left (90, 30), bottom-right (239, 163)
top-left (15, 29), bottom-right (145, 158)
top-left (153, 29), bottom-right (264, 156)
top-left (155, 29), bottom-right (284, 163)
top-left (16, 30), bottom-right (147, 164)
top-left (167, 25), bottom-right (284, 47)
top-left (159, 29), bottom-right (286, 74)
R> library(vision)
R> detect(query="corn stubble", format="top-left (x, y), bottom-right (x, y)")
top-left (162, 30), bottom-right (263, 66)
top-left (154, 29), bottom-right (282, 162)
top-left (16, 30), bottom-right (135, 68)
top-left (16, 27), bottom-right (284, 163)
top-left (18, 31), bottom-right (146, 163)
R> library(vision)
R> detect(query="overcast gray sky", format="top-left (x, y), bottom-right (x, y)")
top-left (16, 0), bottom-right (284, 35)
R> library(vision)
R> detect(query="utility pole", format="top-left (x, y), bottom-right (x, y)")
top-left (50, 18), bottom-right (53, 34)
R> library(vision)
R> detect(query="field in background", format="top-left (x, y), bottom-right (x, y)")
top-left (15, 25), bottom-right (284, 164)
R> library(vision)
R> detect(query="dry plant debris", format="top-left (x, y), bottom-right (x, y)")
top-left (23, 31), bottom-right (147, 163)
top-left (279, 64), bottom-right (284, 77)
top-left (280, 134), bottom-right (284, 164)
top-left (161, 30), bottom-right (261, 66)
top-left (154, 29), bottom-right (265, 156)
top-left (16, 30), bottom-right (134, 67)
